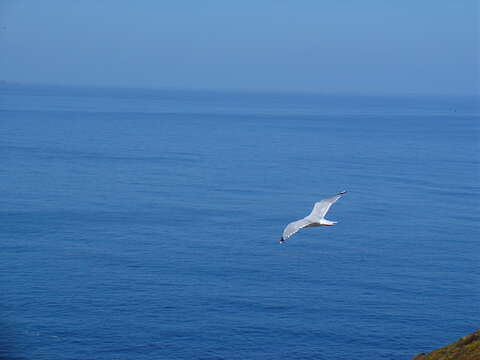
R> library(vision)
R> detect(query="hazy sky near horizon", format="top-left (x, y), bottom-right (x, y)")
top-left (0, 0), bottom-right (478, 95)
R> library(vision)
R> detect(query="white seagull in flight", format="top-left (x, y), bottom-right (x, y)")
top-left (280, 191), bottom-right (347, 243)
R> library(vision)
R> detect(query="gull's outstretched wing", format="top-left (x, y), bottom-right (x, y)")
top-left (281, 218), bottom-right (311, 242)
top-left (307, 191), bottom-right (346, 222)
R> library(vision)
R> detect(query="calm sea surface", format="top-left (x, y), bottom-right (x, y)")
top-left (1, 84), bottom-right (479, 360)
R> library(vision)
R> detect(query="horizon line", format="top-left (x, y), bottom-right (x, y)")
top-left (1, 79), bottom-right (478, 99)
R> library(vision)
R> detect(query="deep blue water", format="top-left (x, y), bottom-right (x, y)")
top-left (1, 83), bottom-right (479, 360)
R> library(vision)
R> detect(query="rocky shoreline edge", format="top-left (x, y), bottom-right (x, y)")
top-left (412, 329), bottom-right (480, 360)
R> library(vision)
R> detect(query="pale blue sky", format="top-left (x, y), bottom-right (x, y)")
top-left (0, 0), bottom-right (478, 95)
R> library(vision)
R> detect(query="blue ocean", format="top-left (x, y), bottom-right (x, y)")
top-left (1, 83), bottom-right (478, 360)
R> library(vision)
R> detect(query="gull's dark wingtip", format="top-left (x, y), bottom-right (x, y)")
top-left (279, 237), bottom-right (285, 244)
top-left (337, 190), bottom-right (347, 195)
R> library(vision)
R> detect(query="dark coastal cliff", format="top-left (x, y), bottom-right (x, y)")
top-left (412, 330), bottom-right (480, 360)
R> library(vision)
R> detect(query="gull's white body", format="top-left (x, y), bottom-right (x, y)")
top-left (280, 191), bottom-right (346, 243)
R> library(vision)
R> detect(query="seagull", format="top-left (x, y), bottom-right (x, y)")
top-left (280, 191), bottom-right (347, 243)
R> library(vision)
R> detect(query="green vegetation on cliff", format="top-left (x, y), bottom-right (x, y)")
top-left (413, 330), bottom-right (480, 360)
